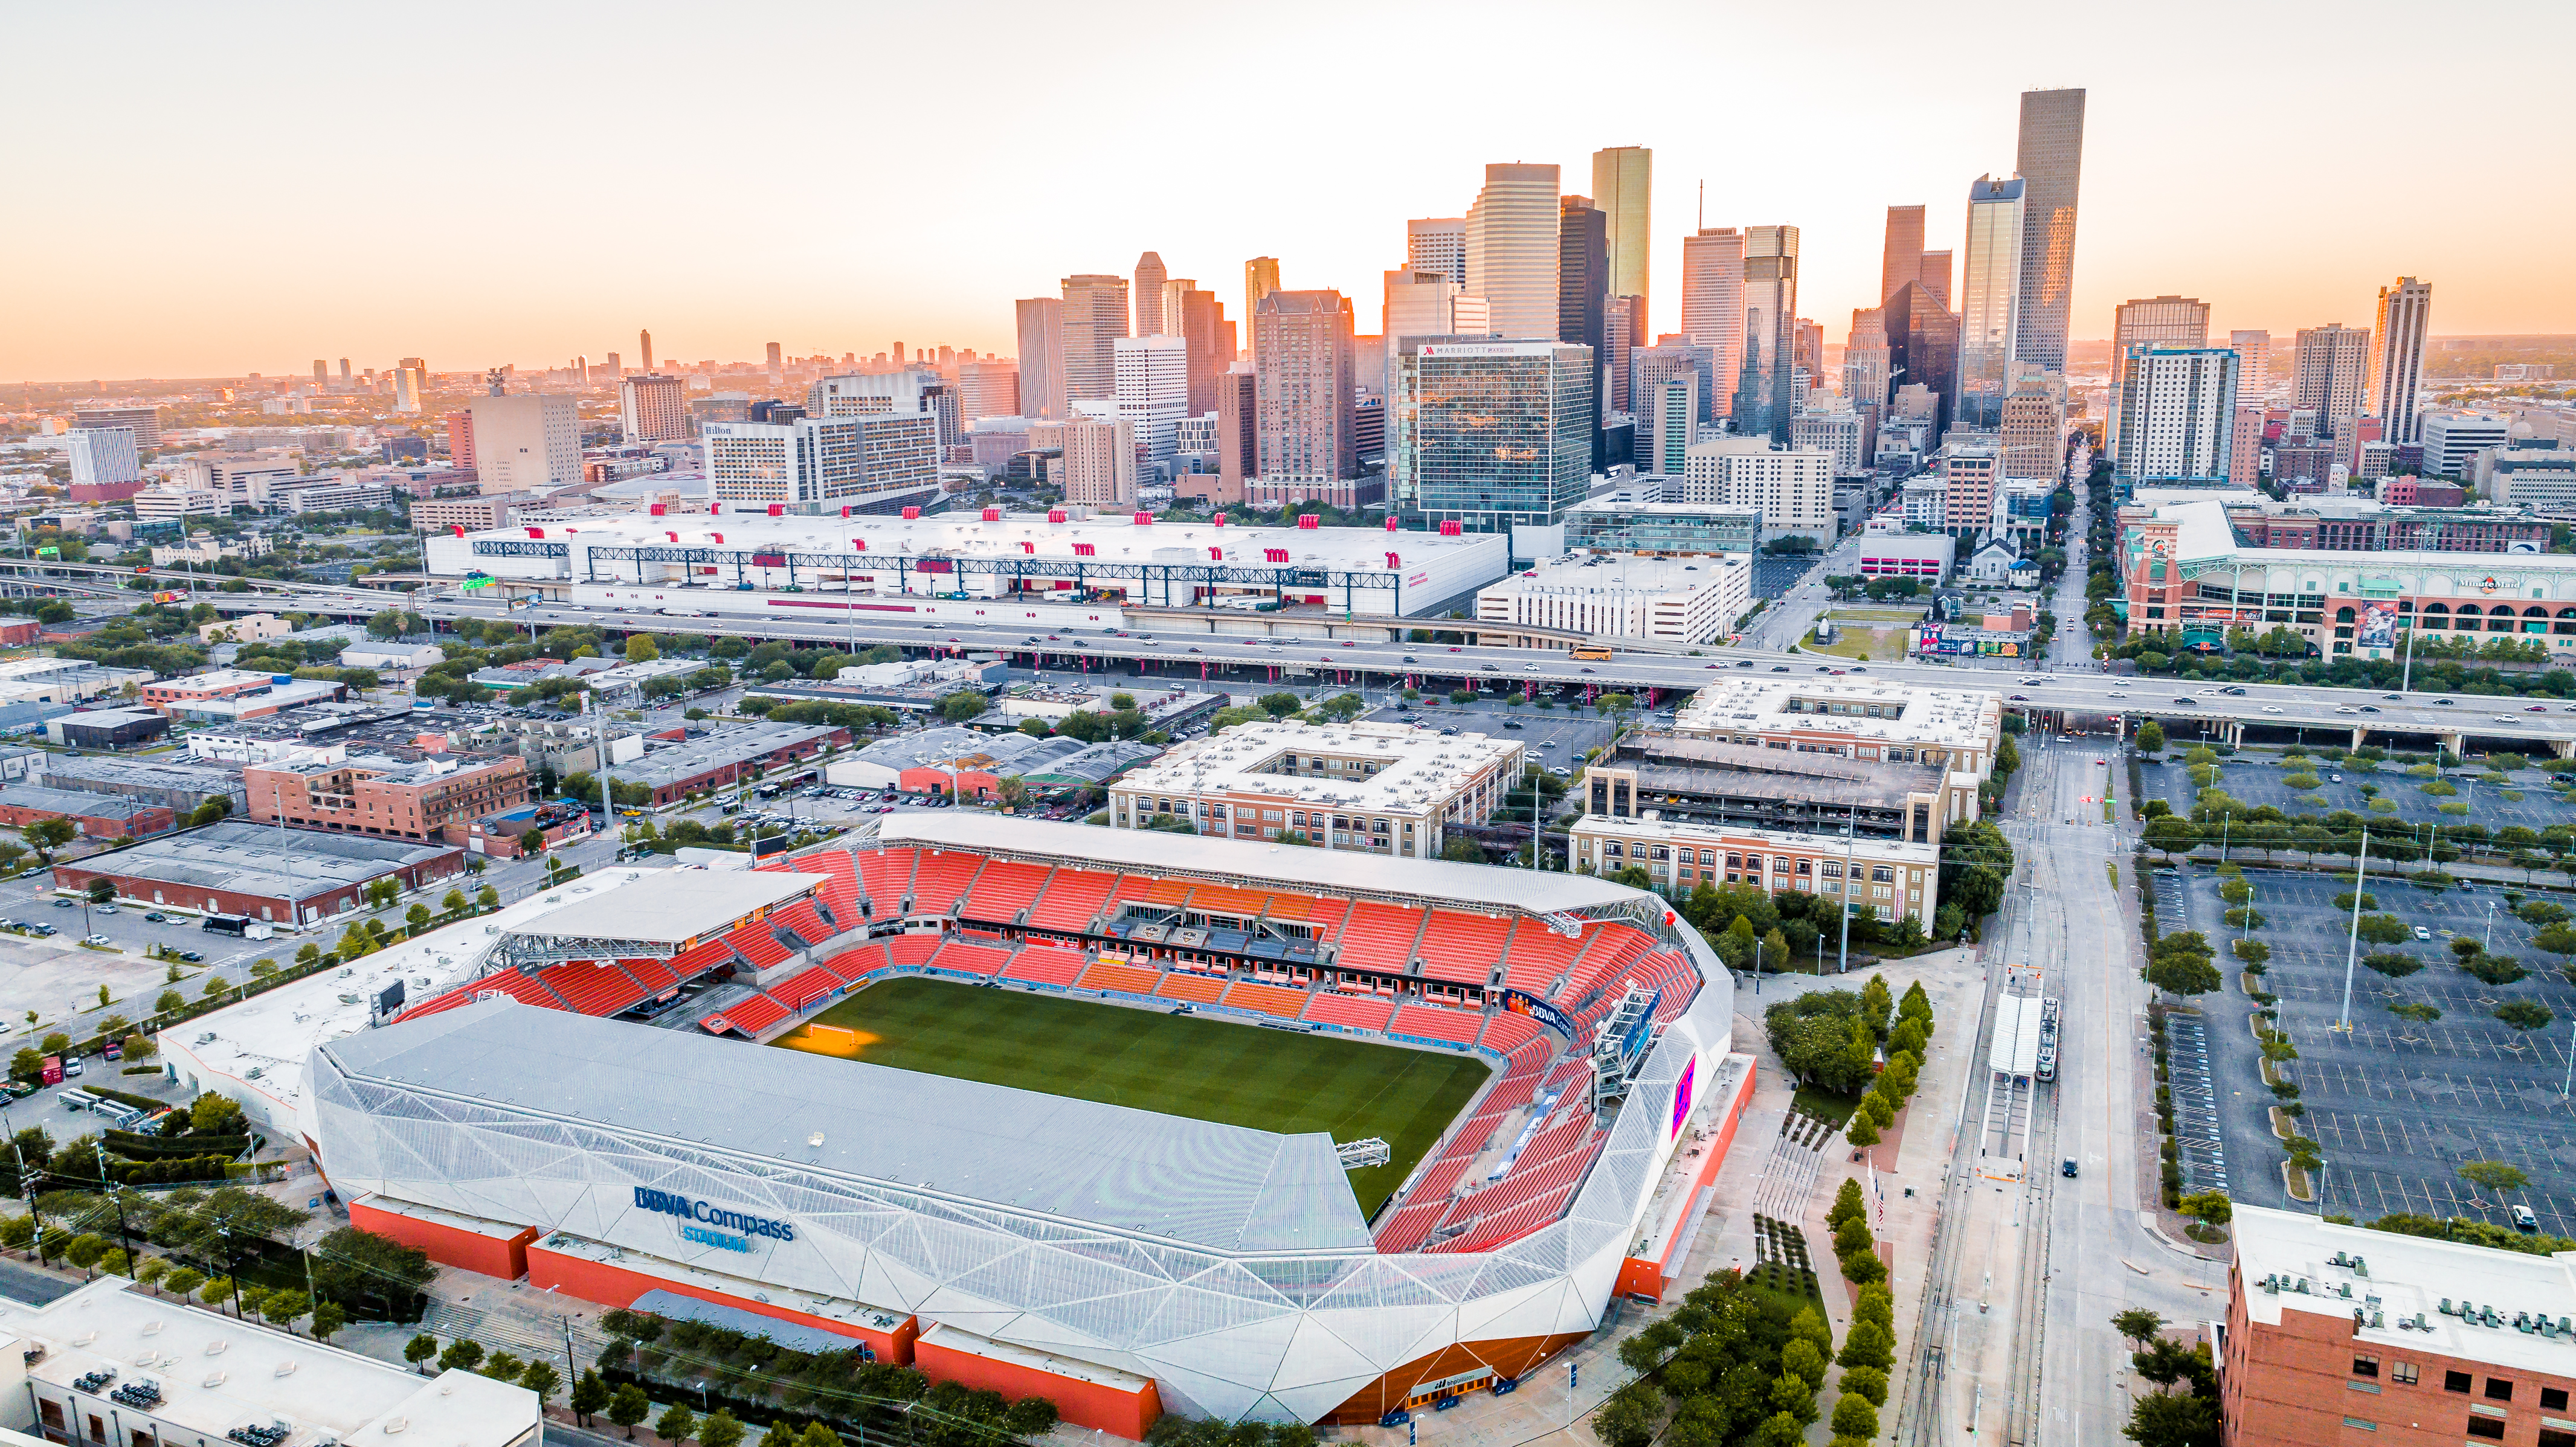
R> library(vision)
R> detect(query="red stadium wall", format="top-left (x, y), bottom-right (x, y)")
top-left (914, 1334), bottom-right (1160, 1440)
top-left (352, 1199), bottom-right (538, 1280)
top-left (524, 1242), bottom-right (918, 1364)
top-left (1324, 1330), bottom-right (1592, 1424)
top-left (1615, 1054), bottom-right (1756, 1302)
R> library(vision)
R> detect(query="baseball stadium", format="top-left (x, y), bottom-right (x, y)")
top-left (221, 816), bottom-right (1748, 1436)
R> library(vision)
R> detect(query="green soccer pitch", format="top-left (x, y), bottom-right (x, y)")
top-left (780, 977), bottom-right (1492, 1218)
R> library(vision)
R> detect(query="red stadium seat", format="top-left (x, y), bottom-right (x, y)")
top-left (1076, 960), bottom-right (1161, 996)
top-left (1390, 1002), bottom-right (1481, 1046)
top-left (1335, 902), bottom-right (1428, 974)
top-left (907, 851), bottom-right (985, 916)
top-left (1003, 945), bottom-right (1087, 987)
top-left (1023, 868), bottom-right (1118, 933)
top-left (1417, 911), bottom-right (1509, 987)
top-left (1153, 972), bottom-right (1227, 1004)
top-left (958, 862), bottom-right (1053, 925)
top-left (1299, 992), bottom-right (1396, 1032)
top-left (929, 939), bottom-right (1013, 977)
top-left (1220, 980), bottom-right (1306, 1018)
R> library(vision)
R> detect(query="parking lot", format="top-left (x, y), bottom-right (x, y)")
top-left (2147, 751), bottom-right (2576, 839)
top-left (2176, 863), bottom-right (2576, 1233)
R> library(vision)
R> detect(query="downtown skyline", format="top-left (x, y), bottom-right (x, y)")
top-left (4, 0), bottom-right (2570, 382)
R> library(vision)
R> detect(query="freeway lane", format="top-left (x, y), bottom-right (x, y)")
top-left (419, 595), bottom-right (2576, 745)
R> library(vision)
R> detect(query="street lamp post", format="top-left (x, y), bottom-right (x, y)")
top-left (2336, 830), bottom-right (2373, 1033)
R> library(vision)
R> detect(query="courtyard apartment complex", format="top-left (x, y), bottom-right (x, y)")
top-left (1108, 719), bottom-right (1522, 859)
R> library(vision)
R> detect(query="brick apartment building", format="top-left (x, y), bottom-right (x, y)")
top-left (243, 753), bottom-right (533, 845)
top-left (2226, 1205), bottom-right (2576, 1446)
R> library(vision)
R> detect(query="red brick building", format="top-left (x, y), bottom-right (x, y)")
top-left (245, 754), bottom-right (532, 845)
top-left (2225, 1205), bottom-right (2576, 1447)
top-left (0, 784), bottom-right (175, 839)
top-left (50, 821), bottom-right (462, 928)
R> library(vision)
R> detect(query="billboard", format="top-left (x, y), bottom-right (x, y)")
top-left (1499, 987), bottom-right (1579, 1039)
top-left (1671, 1056), bottom-right (1696, 1140)
top-left (2359, 603), bottom-right (2397, 650)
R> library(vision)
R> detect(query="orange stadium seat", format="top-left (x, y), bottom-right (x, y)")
top-left (1077, 960), bottom-right (1162, 996)
top-left (1499, 919), bottom-right (1585, 993)
top-left (1335, 902), bottom-right (1427, 974)
top-left (1418, 911), bottom-right (1508, 987)
top-left (929, 939), bottom-right (1013, 977)
top-left (1220, 980), bottom-right (1306, 1018)
top-left (1299, 992), bottom-right (1396, 1032)
top-left (1391, 1002), bottom-right (1482, 1046)
top-left (1003, 945), bottom-right (1087, 987)
top-left (854, 848), bottom-right (919, 911)
top-left (768, 966), bottom-right (843, 1012)
top-left (907, 852), bottom-right (985, 914)
top-left (958, 862), bottom-right (1052, 924)
top-left (538, 963), bottom-right (648, 1017)
top-left (1153, 972), bottom-right (1227, 1004)
top-left (700, 992), bottom-right (789, 1037)
top-left (1023, 868), bottom-right (1117, 933)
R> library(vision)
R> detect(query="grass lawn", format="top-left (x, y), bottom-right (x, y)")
top-left (781, 977), bottom-right (1492, 1216)
top-left (1791, 1084), bottom-right (1864, 1129)
top-left (1805, 626), bottom-right (1912, 662)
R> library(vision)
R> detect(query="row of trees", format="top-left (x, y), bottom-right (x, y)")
top-left (1596, 1268), bottom-right (1875, 1447)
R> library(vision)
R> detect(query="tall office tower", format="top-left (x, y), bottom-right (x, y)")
top-left (1591, 147), bottom-right (1652, 321)
top-left (2012, 88), bottom-right (2087, 373)
top-left (1558, 196), bottom-right (1609, 470)
top-left (765, 342), bottom-right (783, 370)
top-left (956, 360), bottom-right (1020, 421)
top-left (1113, 337), bottom-right (1190, 464)
top-left (1242, 257), bottom-right (1281, 359)
top-left (1058, 274), bottom-right (1130, 408)
top-left (1014, 298), bottom-right (1065, 419)
top-left (398, 355), bottom-right (429, 379)
top-left (1215, 363), bottom-right (1257, 507)
top-left (1733, 225), bottom-right (1800, 444)
top-left (444, 410), bottom-right (474, 470)
top-left (1954, 175), bottom-right (2027, 430)
top-left (2294, 323), bottom-right (2374, 440)
top-left (1998, 371), bottom-right (2067, 478)
top-left (2230, 330), bottom-right (2272, 397)
top-left (620, 374), bottom-right (689, 443)
top-left (1133, 252), bottom-right (1168, 336)
top-left (2104, 295), bottom-right (2212, 453)
top-left (1406, 219), bottom-right (1467, 288)
top-left (73, 406), bottom-right (160, 448)
top-left (2111, 347), bottom-right (2240, 482)
top-left (1603, 296), bottom-right (1644, 412)
top-left (338, 358), bottom-right (350, 383)
top-left (605, 352), bottom-right (622, 377)
top-left (1464, 162), bottom-right (1560, 341)
top-left (1680, 228), bottom-right (1745, 419)
top-left (1650, 376), bottom-right (1698, 474)
top-left (1162, 278), bottom-right (1196, 347)
top-left (312, 360), bottom-right (327, 386)
top-left (639, 330), bottom-right (654, 373)
top-left (1168, 285), bottom-right (1235, 417)
top-left (1060, 415), bottom-right (1139, 507)
top-left (1843, 309), bottom-right (1890, 409)
top-left (391, 366), bottom-right (423, 414)
top-left (1918, 252), bottom-right (1953, 311)
top-left (468, 393), bottom-right (581, 492)
top-left (1385, 268), bottom-right (1473, 400)
top-left (1391, 338), bottom-right (1595, 528)
top-left (1252, 290), bottom-right (1357, 502)
top-left (1882, 283), bottom-right (1960, 445)
top-left (2368, 277), bottom-right (2432, 444)
top-left (1631, 339), bottom-right (1718, 434)
top-left (1881, 205), bottom-right (1927, 304)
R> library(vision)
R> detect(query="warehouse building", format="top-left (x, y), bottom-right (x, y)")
top-left (0, 783), bottom-right (176, 838)
top-left (1475, 554), bottom-right (1751, 644)
top-left (50, 821), bottom-right (463, 926)
top-left (34, 753), bottom-right (246, 814)
top-left (619, 720), bottom-right (851, 804)
top-left (44, 707), bottom-right (168, 749)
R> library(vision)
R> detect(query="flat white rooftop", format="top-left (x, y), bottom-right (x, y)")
top-left (506, 867), bottom-right (826, 949)
top-left (454, 508), bottom-right (1499, 573)
top-left (5, 1277), bottom-right (538, 1447)
top-left (2235, 1203), bottom-right (2576, 1377)
top-left (1675, 676), bottom-right (2003, 753)
top-left (1113, 719), bottom-right (1521, 821)
top-left (1481, 554), bottom-right (1750, 598)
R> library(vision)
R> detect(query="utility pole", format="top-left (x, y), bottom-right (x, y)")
top-left (1837, 806), bottom-right (1858, 974)
top-left (2336, 829), bottom-right (2372, 1033)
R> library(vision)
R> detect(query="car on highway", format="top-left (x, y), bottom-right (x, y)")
top-left (2529, 705), bottom-right (2549, 713)
top-left (2222, 686), bottom-right (2247, 695)
top-left (2018, 676), bottom-right (2045, 685)
top-left (1771, 665), bottom-right (1790, 672)
top-left (2493, 716), bottom-right (2519, 724)
top-left (2435, 698), bottom-right (2455, 705)
top-left (2336, 706), bottom-right (2357, 714)
top-left (2383, 693), bottom-right (2404, 701)
top-left (2009, 694), bottom-right (2030, 702)
top-left (2107, 690), bottom-right (2127, 698)
top-left (1402, 655), bottom-right (1417, 663)
top-left (2360, 704), bottom-right (2380, 713)
top-left (2173, 697), bottom-right (2197, 705)
top-left (1448, 646), bottom-right (1463, 652)
top-left (2261, 706), bottom-right (2283, 714)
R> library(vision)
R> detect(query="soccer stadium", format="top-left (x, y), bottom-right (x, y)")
top-left (216, 816), bottom-right (1748, 1434)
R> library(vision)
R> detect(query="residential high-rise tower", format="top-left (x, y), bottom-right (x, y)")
top-left (1113, 336), bottom-right (1189, 464)
top-left (2012, 88), bottom-right (2087, 373)
top-left (639, 329), bottom-right (654, 373)
top-left (1242, 257), bottom-right (1281, 359)
top-left (1464, 162), bottom-right (1560, 341)
top-left (2104, 295), bottom-right (2211, 454)
top-left (619, 374), bottom-right (688, 444)
top-left (2112, 348), bottom-right (2241, 483)
top-left (2368, 277), bottom-right (2432, 444)
top-left (2230, 330), bottom-right (2273, 398)
top-left (2295, 323), bottom-right (2374, 441)
top-left (1252, 290), bottom-right (1357, 504)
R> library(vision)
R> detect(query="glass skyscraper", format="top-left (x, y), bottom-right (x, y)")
top-left (1394, 340), bottom-right (1594, 529)
top-left (2012, 88), bottom-right (2086, 373)
top-left (1954, 175), bottom-right (2026, 431)
top-left (1883, 283), bottom-right (1960, 446)
top-left (1731, 225), bottom-right (1799, 444)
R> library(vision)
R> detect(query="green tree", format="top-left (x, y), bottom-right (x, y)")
top-left (570, 1370), bottom-right (611, 1426)
top-left (24, 818), bottom-right (77, 862)
top-left (2124, 1391), bottom-right (2220, 1447)
top-left (308, 1300), bottom-right (347, 1341)
top-left (623, 635), bottom-right (659, 663)
top-left (654, 1404), bottom-right (698, 1445)
top-left (2460, 1160), bottom-right (2530, 1193)
top-left (2136, 720), bottom-right (2166, 755)
top-left (438, 1339), bottom-right (486, 1373)
top-left (607, 1384), bottom-right (651, 1439)
top-left (697, 1411), bottom-right (742, 1447)
top-left (518, 1362), bottom-right (561, 1406)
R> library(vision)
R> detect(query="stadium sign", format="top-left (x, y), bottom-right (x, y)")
top-left (633, 1186), bottom-right (796, 1244)
top-left (1497, 989), bottom-right (1577, 1039)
